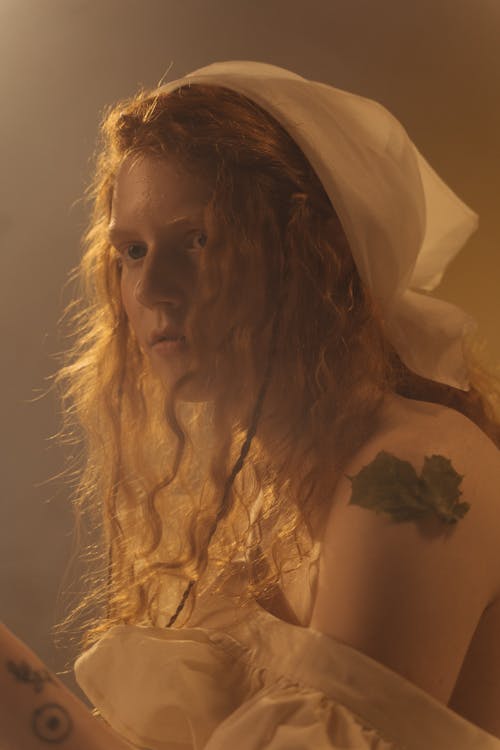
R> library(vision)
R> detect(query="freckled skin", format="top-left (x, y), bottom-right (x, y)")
top-left (346, 450), bottom-right (470, 525)
top-left (110, 153), bottom-right (213, 400)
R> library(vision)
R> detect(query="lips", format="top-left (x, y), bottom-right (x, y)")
top-left (150, 327), bottom-right (186, 346)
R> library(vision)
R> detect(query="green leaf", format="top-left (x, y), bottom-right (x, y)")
top-left (346, 450), bottom-right (470, 525)
top-left (420, 454), bottom-right (469, 523)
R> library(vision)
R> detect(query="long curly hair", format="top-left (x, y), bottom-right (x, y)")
top-left (52, 81), bottom-right (500, 654)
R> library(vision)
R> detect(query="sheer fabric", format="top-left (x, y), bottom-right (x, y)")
top-left (155, 60), bottom-right (479, 390)
top-left (75, 554), bottom-right (500, 750)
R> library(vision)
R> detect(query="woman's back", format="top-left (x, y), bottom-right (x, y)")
top-left (262, 393), bottom-right (500, 736)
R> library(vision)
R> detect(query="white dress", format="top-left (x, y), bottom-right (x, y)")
top-left (74, 545), bottom-right (500, 750)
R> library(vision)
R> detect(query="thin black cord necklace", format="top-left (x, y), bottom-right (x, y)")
top-left (166, 250), bottom-right (291, 628)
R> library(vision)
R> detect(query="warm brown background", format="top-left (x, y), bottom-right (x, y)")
top-left (1, 0), bottom-right (499, 697)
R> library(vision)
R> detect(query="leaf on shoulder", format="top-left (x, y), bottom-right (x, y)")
top-left (345, 450), bottom-right (470, 525)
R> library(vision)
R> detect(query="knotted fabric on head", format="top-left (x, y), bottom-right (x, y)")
top-left (157, 60), bottom-right (479, 390)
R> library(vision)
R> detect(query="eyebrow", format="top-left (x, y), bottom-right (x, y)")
top-left (106, 215), bottom-right (201, 243)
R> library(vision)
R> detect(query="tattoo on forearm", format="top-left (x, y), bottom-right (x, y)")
top-left (4, 659), bottom-right (73, 743)
top-left (32, 703), bottom-right (73, 743)
top-left (5, 658), bottom-right (55, 693)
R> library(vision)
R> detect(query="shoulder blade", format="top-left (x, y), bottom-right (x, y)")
top-left (309, 409), bottom-right (500, 704)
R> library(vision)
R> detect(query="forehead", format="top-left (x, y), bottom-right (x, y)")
top-left (109, 153), bottom-right (212, 226)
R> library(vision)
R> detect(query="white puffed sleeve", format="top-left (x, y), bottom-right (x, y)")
top-left (205, 679), bottom-right (395, 749)
top-left (75, 617), bottom-right (500, 750)
top-left (75, 625), bottom-right (251, 750)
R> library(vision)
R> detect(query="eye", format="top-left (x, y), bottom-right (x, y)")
top-left (123, 244), bottom-right (146, 261)
top-left (189, 231), bottom-right (208, 251)
top-left (118, 231), bottom-right (207, 263)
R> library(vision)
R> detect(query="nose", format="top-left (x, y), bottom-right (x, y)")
top-left (133, 244), bottom-right (190, 310)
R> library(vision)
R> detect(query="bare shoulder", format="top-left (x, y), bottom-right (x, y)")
top-left (354, 393), bottom-right (500, 599)
top-left (416, 398), bottom-right (500, 601)
top-left (309, 394), bottom-right (500, 704)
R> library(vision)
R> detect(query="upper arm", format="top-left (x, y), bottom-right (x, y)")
top-left (309, 413), bottom-right (500, 704)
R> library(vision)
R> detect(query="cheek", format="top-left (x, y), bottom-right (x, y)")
top-left (120, 273), bottom-right (141, 339)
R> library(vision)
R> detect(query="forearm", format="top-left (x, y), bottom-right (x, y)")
top-left (0, 622), bottom-right (134, 750)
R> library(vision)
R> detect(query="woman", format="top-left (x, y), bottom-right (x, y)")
top-left (2, 61), bottom-right (500, 749)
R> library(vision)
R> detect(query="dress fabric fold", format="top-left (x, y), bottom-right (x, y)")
top-left (74, 560), bottom-right (500, 750)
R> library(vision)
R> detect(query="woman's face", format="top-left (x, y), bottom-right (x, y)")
top-left (108, 153), bottom-right (213, 395)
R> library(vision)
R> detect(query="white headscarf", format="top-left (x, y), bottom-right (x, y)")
top-left (157, 61), bottom-right (479, 390)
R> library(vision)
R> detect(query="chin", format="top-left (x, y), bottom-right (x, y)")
top-left (151, 359), bottom-right (215, 404)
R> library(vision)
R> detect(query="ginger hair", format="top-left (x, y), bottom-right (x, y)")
top-left (52, 82), bottom-right (500, 655)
